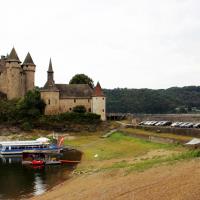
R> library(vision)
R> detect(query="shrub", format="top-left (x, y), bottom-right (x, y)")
top-left (40, 112), bottom-right (101, 124)
top-left (73, 105), bottom-right (86, 113)
top-left (20, 121), bottom-right (33, 131)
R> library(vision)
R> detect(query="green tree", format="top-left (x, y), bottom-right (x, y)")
top-left (17, 88), bottom-right (46, 121)
top-left (69, 74), bottom-right (94, 88)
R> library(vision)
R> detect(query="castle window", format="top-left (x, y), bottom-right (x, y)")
top-left (69, 107), bottom-right (72, 111)
top-left (102, 109), bottom-right (104, 112)
top-left (88, 108), bottom-right (91, 112)
top-left (48, 99), bottom-right (50, 105)
top-left (88, 99), bottom-right (90, 103)
top-left (74, 99), bottom-right (76, 103)
top-left (102, 98), bottom-right (104, 100)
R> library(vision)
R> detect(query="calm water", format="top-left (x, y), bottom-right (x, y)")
top-left (0, 150), bottom-right (82, 200)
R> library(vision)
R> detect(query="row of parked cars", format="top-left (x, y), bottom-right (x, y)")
top-left (139, 121), bottom-right (200, 128)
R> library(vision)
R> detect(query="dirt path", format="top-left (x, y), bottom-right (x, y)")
top-left (31, 159), bottom-right (200, 200)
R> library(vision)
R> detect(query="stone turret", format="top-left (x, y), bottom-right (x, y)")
top-left (92, 82), bottom-right (106, 121)
top-left (22, 52), bottom-right (36, 93)
top-left (40, 59), bottom-right (59, 115)
top-left (6, 47), bottom-right (24, 99)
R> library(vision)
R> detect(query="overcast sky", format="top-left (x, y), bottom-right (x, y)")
top-left (1, 0), bottom-right (200, 89)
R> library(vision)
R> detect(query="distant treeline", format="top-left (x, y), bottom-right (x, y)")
top-left (104, 86), bottom-right (200, 114)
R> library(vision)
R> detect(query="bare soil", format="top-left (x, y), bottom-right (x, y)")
top-left (31, 159), bottom-right (200, 200)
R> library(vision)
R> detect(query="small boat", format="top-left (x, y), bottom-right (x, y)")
top-left (32, 160), bottom-right (45, 165)
top-left (22, 150), bottom-right (62, 166)
top-left (22, 150), bottom-right (80, 166)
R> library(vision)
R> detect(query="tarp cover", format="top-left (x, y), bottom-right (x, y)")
top-left (36, 137), bottom-right (50, 142)
top-left (185, 138), bottom-right (200, 145)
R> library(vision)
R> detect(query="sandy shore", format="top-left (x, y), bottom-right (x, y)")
top-left (31, 159), bottom-right (200, 200)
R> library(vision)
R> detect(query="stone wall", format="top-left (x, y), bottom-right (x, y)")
top-left (137, 125), bottom-right (200, 138)
top-left (92, 97), bottom-right (106, 121)
top-left (6, 62), bottom-right (25, 100)
top-left (59, 98), bottom-right (91, 112)
top-left (24, 66), bottom-right (35, 92)
top-left (0, 69), bottom-right (7, 95)
top-left (40, 91), bottom-right (60, 115)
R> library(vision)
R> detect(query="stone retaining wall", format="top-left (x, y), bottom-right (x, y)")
top-left (137, 125), bottom-right (200, 138)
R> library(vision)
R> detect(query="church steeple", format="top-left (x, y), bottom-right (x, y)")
top-left (43, 58), bottom-right (58, 91)
top-left (48, 58), bottom-right (53, 72)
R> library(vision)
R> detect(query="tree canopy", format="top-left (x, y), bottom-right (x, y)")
top-left (69, 74), bottom-right (94, 88)
top-left (104, 86), bottom-right (200, 114)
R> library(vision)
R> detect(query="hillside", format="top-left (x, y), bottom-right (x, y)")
top-left (104, 86), bottom-right (200, 114)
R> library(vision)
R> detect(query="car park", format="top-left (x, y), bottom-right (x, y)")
top-left (139, 120), bottom-right (196, 129)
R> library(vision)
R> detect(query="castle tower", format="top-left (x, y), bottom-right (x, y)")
top-left (22, 52), bottom-right (36, 93)
top-left (92, 82), bottom-right (106, 121)
top-left (40, 59), bottom-right (60, 115)
top-left (6, 47), bottom-right (23, 100)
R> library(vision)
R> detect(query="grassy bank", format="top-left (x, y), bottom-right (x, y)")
top-left (64, 131), bottom-right (192, 174)
top-left (122, 128), bottom-right (193, 143)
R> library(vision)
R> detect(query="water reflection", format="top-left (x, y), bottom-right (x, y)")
top-left (0, 150), bottom-right (82, 200)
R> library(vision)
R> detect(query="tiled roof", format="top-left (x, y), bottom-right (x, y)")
top-left (92, 82), bottom-right (105, 97)
top-left (55, 84), bottom-right (93, 98)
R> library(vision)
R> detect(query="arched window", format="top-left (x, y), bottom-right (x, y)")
top-left (48, 99), bottom-right (50, 105)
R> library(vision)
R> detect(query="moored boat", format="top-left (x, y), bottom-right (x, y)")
top-left (0, 137), bottom-right (62, 155)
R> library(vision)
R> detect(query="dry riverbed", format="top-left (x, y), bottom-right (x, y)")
top-left (29, 130), bottom-right (200, 200)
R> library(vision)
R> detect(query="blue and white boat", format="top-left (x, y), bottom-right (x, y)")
top-left (0, 137), bottom-right (62, 155)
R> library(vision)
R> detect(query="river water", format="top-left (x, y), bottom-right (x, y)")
top-left (0, 150), bottom-right (82, 200)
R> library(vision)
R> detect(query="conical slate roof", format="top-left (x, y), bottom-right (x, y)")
top-left (92, 82), bottom-right (105, 97)
top-left (7, 47), bottom-right (21, 62)
top-left (48, 58), bottom-right (53, 72)
top-left (23, 52), bottom-right (35, 66)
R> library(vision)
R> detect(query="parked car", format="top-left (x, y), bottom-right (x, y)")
top-left (155, 121), bottom-right (163, 126)
top-left (193, 123), bottom-right (200, 128)
top-left (138, 121), bottom-right (145, 125)
top-left (171, 122), bottom-right (182, 127)
top-left (179, 122), bottom-right (189, 128)
top-left (161, 121), bottom-right (172, 126)
top-left (185, 123), bottom-right (193, 128)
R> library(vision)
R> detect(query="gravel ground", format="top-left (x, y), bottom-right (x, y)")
top-left (31, 159), bottom-right (200, 200)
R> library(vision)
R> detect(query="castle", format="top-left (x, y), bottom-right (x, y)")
top-left (0, 48), bottom-right (35, 99)
top-left (0, 48), bottom-right (106, 120)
